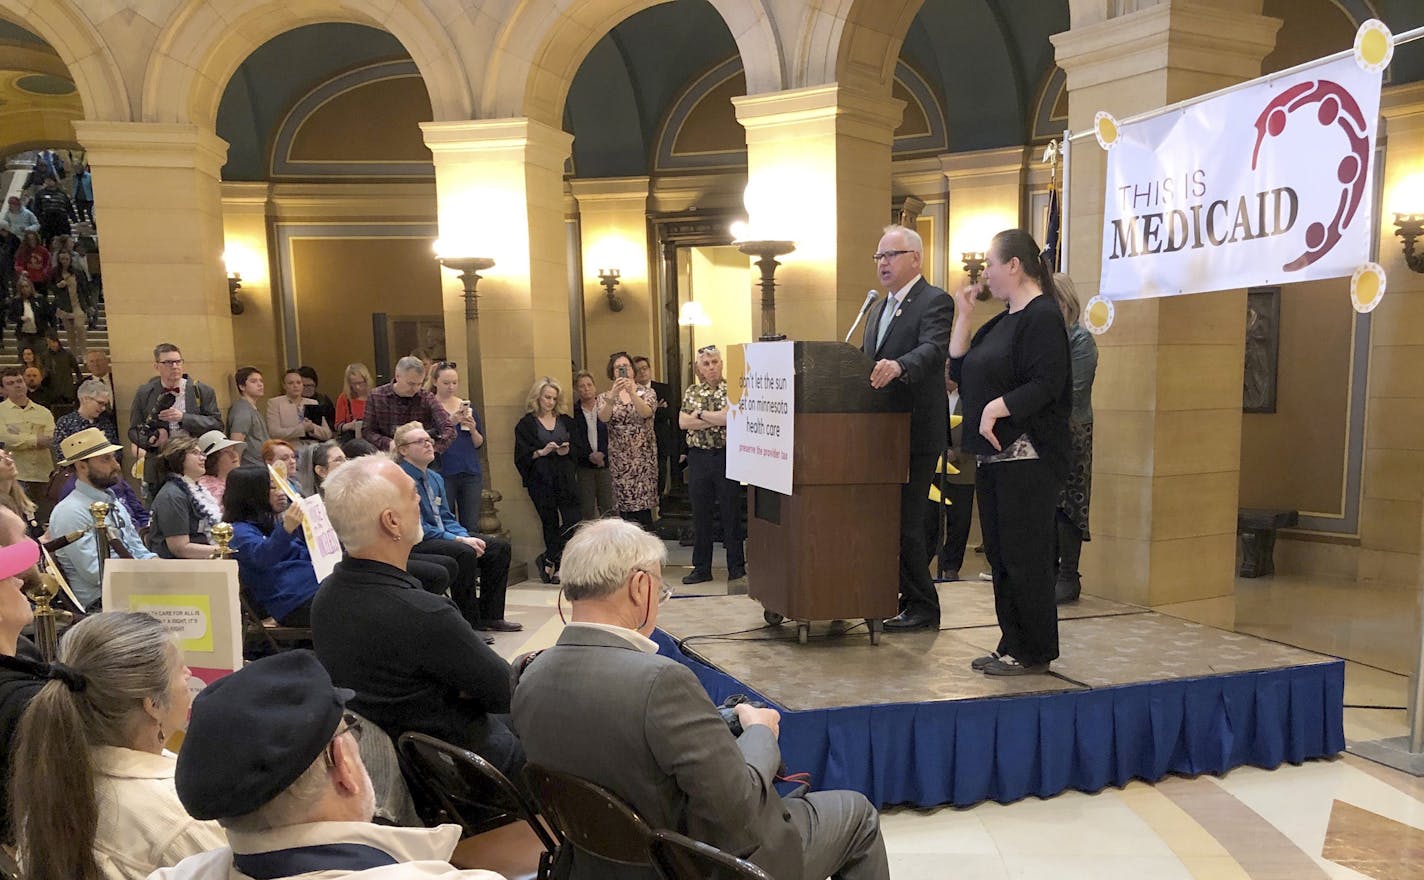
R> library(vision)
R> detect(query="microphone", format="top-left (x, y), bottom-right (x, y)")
top-left (844, 291), bottom-right (880, 344)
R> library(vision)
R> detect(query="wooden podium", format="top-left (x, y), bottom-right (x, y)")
top-left (746, 341), bottom-right (909, 645)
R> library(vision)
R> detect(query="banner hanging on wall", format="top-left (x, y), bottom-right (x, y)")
top-left (1096, 29), bottom-right (1387, 303)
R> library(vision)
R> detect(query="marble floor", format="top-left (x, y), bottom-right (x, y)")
top-left (488, 548), bottom-right (1423, 879)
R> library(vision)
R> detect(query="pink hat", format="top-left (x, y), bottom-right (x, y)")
top-left (0, 539), bottom-right (39, 580)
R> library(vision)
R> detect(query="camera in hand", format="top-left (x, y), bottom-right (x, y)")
top-left (139, 391), bottom-right (176, 449)
top-left (718, 693), bottom-right (769, 737)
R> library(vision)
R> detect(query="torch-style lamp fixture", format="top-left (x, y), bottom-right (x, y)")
top-left (221, 251), bottom-right (245, 315)
top-left (434, 250), bottom-right (507, 539)
top-left (962, 251), bottom-right (992, 300)
top-left (736, 239), bottom-right (796, 341)
top-left (597, 267), bottom-right (624, 311)
top-left (1394, 213), bottom-right (1424, 273)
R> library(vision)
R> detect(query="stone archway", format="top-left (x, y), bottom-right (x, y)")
top-left (141, 0), bottom-right (474, 127)
top-left (482, 0), bottom-right (785, 125)
top-left (0, 1), bottom-right (130, 122)
top-left (798, 0), bottom-right (925, 96)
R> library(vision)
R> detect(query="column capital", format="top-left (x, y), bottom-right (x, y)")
top-left (1051, 3), bottom-right (1281, 93)
top-left (940, 146), bottom-right (1029, 186)
top-left (220, 181), bottom-right (271, 214)
top-left (734, 84), bottom-right (905, 147)
top-left (570, 176), bottom-right (652, 210)
top-left (1383, 82), bottom-right (1424, 131)
top-left (419, 118), bottom-right (572, 173)
top-left (73, 121), bottom-right (229, 178)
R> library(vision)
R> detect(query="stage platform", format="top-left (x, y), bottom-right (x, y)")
top-left (652, 582), bottom-right (1345, 809)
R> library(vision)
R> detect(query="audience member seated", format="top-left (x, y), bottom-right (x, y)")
top-left (267, 368), bottom-right (333, 450)
top-left (51, 428), bottom-right (155, 610)
top-left (297, 366), bottom-right (337, 433)
top-left (156, 650), bottom-right (505, 880)
top-left (313, 456), bottom-right (524, 779)
top-left (341, 436), bottom-right (378, 459)
top-left (0, 515), bottom-right (43, 844)
top-left (226, 366), bottom-right (270, 469)
top-left (223, 466), bottom-right (319, 627)
top-left (0, 450), bottom-right (40, 536)
top-left (195, 430), bottom-right (243, 505)
top-left (146, 437), bottom-right (220, 559)
top-left (0, 365), bottom-right (54, 503)
top-left (52, 384), bottom-right (150, 531)
top-left (362, 356), bottom-right (454, 453)
top-left (301, 440), bottom-right (471, 625)
top-left (391, 421), bottom-right (517, 633)
top-left (128, 343), bottom-right (223, 497)
top-left (334, 362), bottom-right (373, 441)
top-left (512, 518), bottom-right (890, 880)
top-left (262, 439), bottom-right (303, 495)
top-left (9, 611), bottom-right (227, 880)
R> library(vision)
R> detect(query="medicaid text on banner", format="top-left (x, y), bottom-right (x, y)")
top-left (1099, 52), bottom-right (1381, 300)
top-left (726, 341), bottom-right (795, 495)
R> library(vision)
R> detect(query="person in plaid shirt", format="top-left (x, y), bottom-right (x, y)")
top-left (361, 357), bottom-right (454, 453)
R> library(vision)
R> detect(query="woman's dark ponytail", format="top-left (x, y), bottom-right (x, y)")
top-left (990, 228), bottom-right (1058, 299)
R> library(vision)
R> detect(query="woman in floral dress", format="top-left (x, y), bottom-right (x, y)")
top-left (596, 351), bottom-right (658, 525)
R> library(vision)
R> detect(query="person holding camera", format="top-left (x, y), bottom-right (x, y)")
top-left (513, 376), bottom-right (581, 584)
top-left (513, 518), bottom-right (889, 880)
top-left (597, 351), bottom-right (657, 526)
top-left (429, 362), bottom-right (484, 533)
top-left (128, 343), bottom-right (223, 498)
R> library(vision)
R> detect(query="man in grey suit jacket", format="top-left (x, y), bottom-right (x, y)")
top-left (864, 224), bottom-right (954, 631)
top-left (512, 519), bottom-right (889, 880)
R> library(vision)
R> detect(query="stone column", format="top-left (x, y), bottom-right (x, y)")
top-left (220, 181), bottom-right (282, 385)
top-left (1363, 83), bottom-right (1424, 587)
top-left (570, 178), bottom-right (653, 369)
top-left (74, 122), bottom-right (237, 437)
top-left (421, 118), bottom-right (574, 566)
top-left (1051, 2), bottom-right (1281, 607)
top-left (734, 85), bottom-right (904, 341)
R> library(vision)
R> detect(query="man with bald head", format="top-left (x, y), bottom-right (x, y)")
top-left (311, 455), bottom-right (523, 778)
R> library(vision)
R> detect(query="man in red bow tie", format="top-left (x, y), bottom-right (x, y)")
top-left (127, 342), bottom-right (222, 498)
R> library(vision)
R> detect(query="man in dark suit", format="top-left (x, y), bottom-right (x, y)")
top-left (863, 224), bottom-right (954, 631)
top-left (513, 518), bottom-right (889, 880)
top-left (634, 355), bottom-right (677, 496)
top-left (926, 368), bottom-right (975, 582)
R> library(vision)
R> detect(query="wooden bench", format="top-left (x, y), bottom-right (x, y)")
top-left (1237, 508), bottom-right (1298, 578)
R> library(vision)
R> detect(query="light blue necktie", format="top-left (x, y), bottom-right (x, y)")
top-left (876, 295), bottom-right (898, 350)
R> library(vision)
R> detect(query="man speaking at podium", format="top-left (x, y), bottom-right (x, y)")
top-left (863, 225), bottom-right (954, 631)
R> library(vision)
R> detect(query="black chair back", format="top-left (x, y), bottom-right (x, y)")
top-left (523, 763), bottom-right (653, 866)
top-left (237, 587), bottom-right (311, 658)
top-left (648, 829), bottom-right (772, 880)
top-left (398, 733), bottom-right (560, 864)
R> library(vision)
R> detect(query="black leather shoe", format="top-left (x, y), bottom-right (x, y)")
top-left (883, 611), bottom-right (940, 631)
top-left (1055, 577), bottom-right (1081, 604)
top-left (682, 570), bottom-right (713, 585)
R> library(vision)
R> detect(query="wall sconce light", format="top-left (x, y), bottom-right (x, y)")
top-left (1394, 213), bottom-right (1424, 273)
top-left (226, 270), bottom-right (244, 315)
top-left (597, 268), bottom-right (624, 311)
top-left (962, 252), bottom-right (993, 300)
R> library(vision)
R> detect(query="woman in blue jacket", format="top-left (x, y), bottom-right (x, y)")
top-left (221, 465), bottom-right (315, 626)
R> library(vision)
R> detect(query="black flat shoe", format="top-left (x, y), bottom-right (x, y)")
top-left (982, 657), bottom-right (1050, 676)
top-left (536, 554), bottom-right (554, 584)
top-left (970, 652), bottom-right (1002, 671)
top-left (883, 611), bottom-right (940, 632)
top-left (682, 570), bottom-right (713, 585)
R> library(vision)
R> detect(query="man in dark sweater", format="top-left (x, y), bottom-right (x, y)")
top-left (310, 455), bottom-right (523, 778)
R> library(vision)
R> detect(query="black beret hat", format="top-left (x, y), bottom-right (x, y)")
top-left (175, 650), bottom-right (354, 820)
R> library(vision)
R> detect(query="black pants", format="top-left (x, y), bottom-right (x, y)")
top-left (686, 447), bottom-right (745, 576)
top-left (897, 453), bottom-right (940, 617)
top-left (924, 481), bottom-right (975, 575)
top-left (409, 552), bottom-right (457, 596)
top-left (413, 536), bottom-right (512, 625)
top-left (977, 458), bottom-right (1060, 666)
top-left (619, 509), bottom-right (653, 527)
top-left (529, 487), bottom-right (582, 566)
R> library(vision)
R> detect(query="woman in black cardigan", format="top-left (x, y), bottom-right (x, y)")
top-left (513, 376), bottom-right (583, 583)
top-left (949, 228), bottom-right (1071, 676)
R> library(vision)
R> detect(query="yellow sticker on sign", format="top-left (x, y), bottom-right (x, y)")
top-left (128, 594), bottom-right (214, 653)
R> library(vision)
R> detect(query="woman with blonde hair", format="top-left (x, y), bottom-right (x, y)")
top-left (9, 612), bottom-right (226, 880)
top-left (0, 448), bottom-right (39, 535)
top-left (514, 376), bottom-right (582, 582)
top-left (1049, 272), bottom-right (1098, 603)
top-left (333, 362), bottom-right (373, 441)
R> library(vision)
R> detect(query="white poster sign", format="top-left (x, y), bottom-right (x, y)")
top-left (1099, 53), bottom-right (1381, 300)
top-left (298, 495), bottom-right (344, 583)
top-left (726, 341), bottom-right (795, 495)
